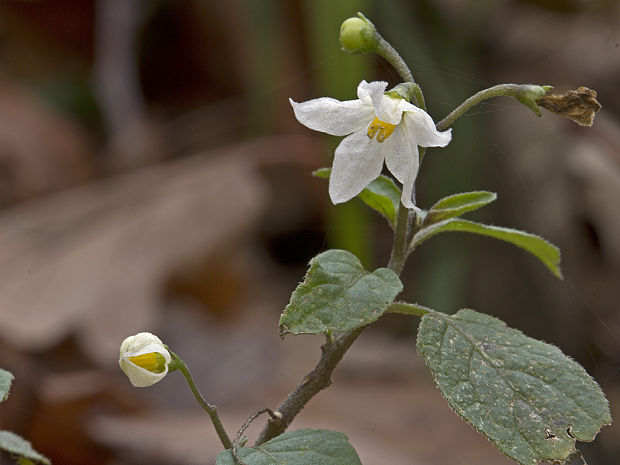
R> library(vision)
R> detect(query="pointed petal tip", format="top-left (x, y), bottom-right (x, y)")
top-left (328, 185), bottom-right (352, 206)
top-left (289, 98), bottom-right (301, 112)
top-left (437, 127), bottom-right (453, 147)
top-left (357, 80), bottom-right (389, 104)
top-left (400, 194), bottom-right (416, 210)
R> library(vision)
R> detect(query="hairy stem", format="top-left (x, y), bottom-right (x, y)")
top-left (254, 326), bottom-right (364, 444)
top-left (361, 13), bottom-right (415, 87)
top-left (387, 203), bottom-right (411, 275)
top-left (387, 301), bottom-right (433, 317)
top-left (435, 83), bottom-right (545, 131)
top-left (170, 353), bottom-right (232, 449)
top-left (374, 35), bottom-right (414, 84)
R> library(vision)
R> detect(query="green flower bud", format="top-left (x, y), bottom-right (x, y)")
top-left (339, 14), bottom-right (377, 54)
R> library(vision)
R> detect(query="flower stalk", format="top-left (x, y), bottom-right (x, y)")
top-left (168, 352), bottom-right (232, 449)
top-left (436, 83), bottom-right (551, 132)
top-left (367, 18), bottom-right (415, 84)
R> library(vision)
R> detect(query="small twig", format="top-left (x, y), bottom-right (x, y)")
top-left (232, 409), bottom-right (281, 465)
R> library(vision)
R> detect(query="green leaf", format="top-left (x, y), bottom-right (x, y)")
top-left (279, 249), bottom-right (402, 337)
top-left (17, 458), bottom-right (36, 465)
top-left (0, 431), bottom-right (51, 465)
top-left (0, 369), bottom-right (13, 403)
top-left (215, 429), bottom-right (362, 465)
top-left (417, 309), bottom-right (611, 465)
top-left (411, 218), bottom-right (562, 278)
top-left (313, 168), bottom-right (401, 228)
top-left (422, 191), bottom-right (496, 225)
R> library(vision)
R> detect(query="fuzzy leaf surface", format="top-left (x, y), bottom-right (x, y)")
top-left (0, 431), bottom-right (50, 464)
top-left (279, 249), bottom-right (402, 337)
top-left (422, 191), bottom-right (496, 225)
top-left (215, 429), bottom-right (362, 465)
top-left (0, 369), bottom-right (12, 403)
top-left (314, 168), bottom-right (401, 228)
top-left (411, 219), bottom-right (561, 278)
top-left (417, 309), bottom-right (611, 465)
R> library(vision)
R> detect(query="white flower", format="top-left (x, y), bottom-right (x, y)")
top-left (119, 332), bottom-right (172, 387)
top-left (290, 80), bottom-right (452, 209)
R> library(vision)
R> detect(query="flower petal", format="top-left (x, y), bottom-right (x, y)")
top-left (329, 130), bottom-right (385, 204)
top-left (356, 80), bottom-right (388, 106)
top-left (120, 358), bottom-right (169, 387)
top-left (383, 123), bottom-right (420, 209)
top-left (127, 342), bottom-right (172, 364)
top-left (402, 107), bottom-right (452, 147)
top-left (289, 97), bottom-right (372, 136)
top-left (372, 95), bottom-right (407, 125)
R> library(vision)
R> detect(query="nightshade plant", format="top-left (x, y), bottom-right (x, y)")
top-left (113, 12), bottom-right (610, 465)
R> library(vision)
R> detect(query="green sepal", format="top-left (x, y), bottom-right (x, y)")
top-left (417, 309), bottom-right (611, 465)
top-left (279, 249), bottom-right (402, 337)
top-left (422, 191), bottom-right (497, 226)
top-left (215, 429), bottom-right (362, 465)
top-left (515, 84), bottom-right (553, 117)
top-left (0, 431), bottom-right (51, 465)
top-left (411, 218), bottom-right (562, 278)
top-left (385, 82), bottom-right (418, 102)
top-left (313, 168), bottom-right (401, 229)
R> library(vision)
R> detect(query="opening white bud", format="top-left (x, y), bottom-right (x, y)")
top-left (119, 332), bottom-right (172, 387)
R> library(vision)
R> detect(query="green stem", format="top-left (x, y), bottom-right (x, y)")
top-left (435, 83), bottom-right (547, 132)
top-left (387, 202), bottom-right (411, 274)
top-left (373, 33), bottom-right (414, 84)
top-left (388, 301), bottom-right (434, 317)
top-left (254, 326), bottom-right (363, 445)
top-left (169, 353), bottom-right (233, 449)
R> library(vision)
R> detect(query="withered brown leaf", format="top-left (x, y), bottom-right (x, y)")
top-left (536, 87), bottom-right (601, 127)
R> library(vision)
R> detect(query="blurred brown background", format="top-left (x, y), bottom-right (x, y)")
top-left (0, 0), bottom-right (618, 464)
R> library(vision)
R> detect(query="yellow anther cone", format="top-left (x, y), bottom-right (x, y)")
top-left (129, 352), bottom-right (167, 374)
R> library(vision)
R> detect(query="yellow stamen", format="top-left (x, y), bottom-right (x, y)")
top-left (367, 117), bottom-right (396, 143)
top-left (129, 352), bottom-right (167, 373)
top-left (367, 118), bottom-right (381, 138)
